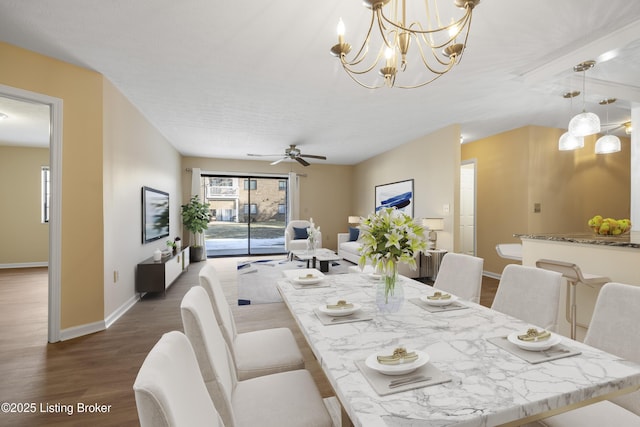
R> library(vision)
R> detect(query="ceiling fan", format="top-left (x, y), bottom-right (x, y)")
top-left (247, 144), bottom-right (327, 166)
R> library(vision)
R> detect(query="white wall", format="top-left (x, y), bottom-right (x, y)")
top-left (102, 79), bottom-right (182, 323)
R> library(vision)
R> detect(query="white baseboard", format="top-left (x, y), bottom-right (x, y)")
top-left (0, 262), bottom-right (48, 269)
top-left (60, 320), bottom-right (106, 341)
top-left (105, 294), bottom-right (140, 329)
top-left (483, 271), bottom-right (501, 280)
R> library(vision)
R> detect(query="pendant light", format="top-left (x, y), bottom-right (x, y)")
top-left (558, 91), bottom-right (584, 151)
top-left (568, 61), bottom-right (601, 137)
top-left (595, 98), bottom-right (621, 154)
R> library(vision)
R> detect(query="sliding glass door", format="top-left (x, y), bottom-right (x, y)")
top-left (202, 175), bottom-right (288, 257)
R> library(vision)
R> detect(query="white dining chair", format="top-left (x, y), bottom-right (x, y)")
top-left (133, 330), bottom-right (225, 427)
top-left (180, 286), bottom-right (334, 427)
top-left (537, 282), bottom-right (640, 427)
top-left (433, 252), bottom-right (484, 303)
top-left (198, 264), bottom-right (305, 380)
top-left (491, 264), bottom-right (562, 331)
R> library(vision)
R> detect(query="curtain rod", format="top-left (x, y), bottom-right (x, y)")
top-left (185, 168), bottom-right (306, 177)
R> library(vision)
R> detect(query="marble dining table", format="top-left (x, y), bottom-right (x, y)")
top-left (276, 270), bottom-right (640, 427)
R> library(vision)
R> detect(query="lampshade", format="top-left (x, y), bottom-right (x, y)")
top-left (595, 134), bottom-right (621, 154)
top-left (568, 111), bottom-right (601, 137)
top-left (348, 216), bottom-right (360, 224)
top-left (422, 218), bottom-right (444, 231)
top-left (558, 132), bottom-right (584, 151)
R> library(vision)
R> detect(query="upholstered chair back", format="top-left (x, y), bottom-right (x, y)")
top-left (181, 286), bottom-right (238, 427)
top-left (133, 331), bottom-right (224, 427)
top-left (433, 253), bottom-right (484, 303)
top-left (492, 264), bottom-right (562, 331)
top-left (199, 264), bottom-right (238, 347)
top-left (585, 282), bottom-right (640, 414)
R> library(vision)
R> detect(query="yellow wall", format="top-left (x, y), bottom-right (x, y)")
top-left (181, 158), bottom-right (354, 251)
top-left (353, 125), bottom-right (461, 251)
top-left (0, 146), bottom-right (49, 264)
top-left (462, 125), bottom-right (631, 276)
top-left (0, 42), bottom-right (104, 330)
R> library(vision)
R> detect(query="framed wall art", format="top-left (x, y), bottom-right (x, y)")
top-left (375, 179), bottom-right (414, 217)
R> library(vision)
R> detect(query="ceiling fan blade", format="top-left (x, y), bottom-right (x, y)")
top-left (270, 157), bottom-right (287, 165)
top-left (299, 154), bottom-right (327, 160)
top-left (248, 153), bottom-right (282, 157)
top-left (295, 157), bottom-right (310, 167)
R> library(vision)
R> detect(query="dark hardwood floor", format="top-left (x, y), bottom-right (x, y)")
top-left (0, 261), bottom-right (499, 426)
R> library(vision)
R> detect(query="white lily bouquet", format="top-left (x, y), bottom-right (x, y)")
top-left (306, 217), bottom-right (320, 253)
top-left (358, 208), bottom-right (427, 301)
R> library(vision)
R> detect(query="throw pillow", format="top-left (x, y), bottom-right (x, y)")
top-left (293, 226), bottom-right (308, 240)
top-left (348, 226), bottom-right (360, 242)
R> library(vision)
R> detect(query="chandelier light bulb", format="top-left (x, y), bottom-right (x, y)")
top-left (337, 18), bottom-right (345, 42)
top-left (595, 134), bottom-right (621, 154)
top-left (558, 132), bottom-right (584, 151)
top-left (568, 111), bottom-right (601, 137)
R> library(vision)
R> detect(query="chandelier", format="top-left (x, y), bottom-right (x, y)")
top-left (330, 0), bottom-right (480, 89)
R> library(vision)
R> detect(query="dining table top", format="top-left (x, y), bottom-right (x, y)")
top-left (276, 270), bottom-right (640, 427)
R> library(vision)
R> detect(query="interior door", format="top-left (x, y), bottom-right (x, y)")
top-left (459, 161), bottom-right (476, 256)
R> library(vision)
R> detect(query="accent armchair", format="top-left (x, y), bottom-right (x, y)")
top-left (284, 219), bottom-right (322, 253)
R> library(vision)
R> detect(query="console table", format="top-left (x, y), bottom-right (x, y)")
top-left (136, 246), bottom-right (190, 296)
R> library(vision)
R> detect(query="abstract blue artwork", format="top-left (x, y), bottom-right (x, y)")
top-left (375, 179), bottom-right (414, 217)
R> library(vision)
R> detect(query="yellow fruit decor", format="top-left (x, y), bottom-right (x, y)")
top-left (588, 215), bottom-right (631, 235)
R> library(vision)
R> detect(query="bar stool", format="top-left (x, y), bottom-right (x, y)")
top-left (535, 259), bottom-right (610, 340)
top-left (495, 243), bottom-right (522, 262)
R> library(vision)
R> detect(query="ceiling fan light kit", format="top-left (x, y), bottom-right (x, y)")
top-left (330, 0), bottom-right (480, 89)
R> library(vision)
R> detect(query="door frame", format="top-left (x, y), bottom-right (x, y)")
top-left (0, 84), bottom-right (63, 343)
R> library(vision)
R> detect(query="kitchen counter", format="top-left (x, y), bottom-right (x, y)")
top-left (517, 232), bottom-right (639, 340)
top-left (515, 232), bottom-right (640, 249)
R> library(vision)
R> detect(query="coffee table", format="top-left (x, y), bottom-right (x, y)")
top-left (291, 248), bottom-right (340, 273)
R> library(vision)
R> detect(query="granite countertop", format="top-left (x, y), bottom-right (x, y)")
top-left (516, 232), bottom-right (640, 249)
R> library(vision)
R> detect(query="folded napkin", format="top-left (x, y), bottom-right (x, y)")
top-left (426, 292), bottom-right (452, 300)
top-left (376, 347), bottom-right (419, 365)
top-left (517, 328), bottom-right (550, 341)
top-left (326, 300), bottom-right (354, 310)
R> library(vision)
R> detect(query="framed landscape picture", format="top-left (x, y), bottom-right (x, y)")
top-left (375, 179), bottom-right (414, 217)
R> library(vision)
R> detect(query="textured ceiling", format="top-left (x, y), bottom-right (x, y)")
top-left (0, 0), bottom-right (639, 164)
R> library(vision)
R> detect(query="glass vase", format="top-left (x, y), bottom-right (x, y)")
top-left (306, 236), bottom-right (316, 255)
top-left (376, 260), bottom-right (404, 312)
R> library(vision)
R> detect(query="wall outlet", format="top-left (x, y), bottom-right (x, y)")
top-left (443, 204), bottom-right (450, 214)
top-left (534, 203), bottom-right (541, 213)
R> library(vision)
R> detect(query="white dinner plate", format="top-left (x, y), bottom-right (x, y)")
top-left (283, 268), bottom-right (324, 285)
top-left (507, 331), bottom-right (562, 351)
top-left (365, 349), bottom-right (429, 376)
top-left (420, 293), bottom-right (458, 306)
top-left (318, 302), bottom-right (362, 317)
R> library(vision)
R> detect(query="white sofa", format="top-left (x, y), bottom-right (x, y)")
top-left (337, 233), bottom-right (421, 278)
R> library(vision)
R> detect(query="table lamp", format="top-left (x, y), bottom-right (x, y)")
top-left (422, 218), bottom-right (444, 249)
top-left (348, 216), bottom-right (361, 224)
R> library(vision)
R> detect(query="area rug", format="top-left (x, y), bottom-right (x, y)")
top-left (237, 257), bottom-right (353, 305)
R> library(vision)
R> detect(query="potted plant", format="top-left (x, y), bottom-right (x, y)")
top-left (181, 195), bottom-right (211, 262)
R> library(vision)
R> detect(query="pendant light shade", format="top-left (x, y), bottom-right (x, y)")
top-left (595, 134), bottom-right (621, 154)
top-left (568, 61), bottom-right (600, 137)
top-left (568, 111), bottom-right (601, 137)
top-left (558, 131), bottom-right (584, 151)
